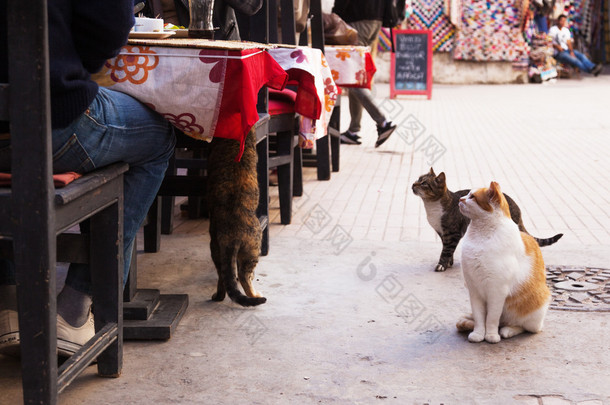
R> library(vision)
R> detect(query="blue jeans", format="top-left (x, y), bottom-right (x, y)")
top-left (534, 13), bottom-right (548, 33)
top-left (555, 50), bottom-right (596, 73)
top-left (0, 87), bottom-right (176, 293)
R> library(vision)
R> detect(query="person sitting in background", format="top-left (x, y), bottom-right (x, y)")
top-left (549, 14), bottom-right (602, 76)
top-left (156, 0), bottom-right (262, 40)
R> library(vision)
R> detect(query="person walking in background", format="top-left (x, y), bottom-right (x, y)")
top-left (332, 0), bottom-right (397, 147)
top-left (549, 14), bottom-right (602, 76)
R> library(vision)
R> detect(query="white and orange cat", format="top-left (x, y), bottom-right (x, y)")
top-left (456, 181), bottom-right (550, 343)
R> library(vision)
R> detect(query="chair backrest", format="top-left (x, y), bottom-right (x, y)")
top-left (0, 0), bottom-right (61, 401)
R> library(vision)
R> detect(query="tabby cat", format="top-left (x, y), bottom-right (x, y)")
top-left (412, 168), bottom-right (562, 272)
top-left (207, 129), bottom-right (266, 307)
top-left (456, 182), bottom-right (551, 343)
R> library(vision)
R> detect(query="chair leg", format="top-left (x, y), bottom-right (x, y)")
top-left (293, 136), bottom-right (303, 197)
top-left (161, 153), bottom-right (177, 234)
top-left (329, 104), bottom-right (341, 172)
top-left (316, 134), bottom-right (331, 181)
top-left (143, 197), bottom-right (161, 253)
top-left (256, 135), bottom-right (270, 256)
top-left (160, 196), bottom-right (175, 235)
top-left (15, 246), bottom-right (58, 404)
top-left (276, 131), bottom-right (294, 225)
top-left (89, 198), bottom-right (123, 377)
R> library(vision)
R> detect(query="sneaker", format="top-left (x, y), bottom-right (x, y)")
top-left (340, 131), bottom-right (361, 145)
top-left (0, 309), bottom-right (20, 357)
top-left (57, 310), bottom-right (95, 357)
top-left (375, 122), bottom-right (397, 148)
top-left (592, 63), bottom-right (603, 76)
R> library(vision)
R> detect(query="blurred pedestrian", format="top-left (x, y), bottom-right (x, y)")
top-left (333, 0), bottom-right (397, 147)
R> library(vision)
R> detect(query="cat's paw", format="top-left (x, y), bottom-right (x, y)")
top-left (434, 264), bottom-right (447, 272)
top-left (211, 292), bottom-right (225, 301)
top-left (448, 258), bottom-right (454, 267)
top-left (484, 333), bottom-right (501, 344)
top-left (500, 326), bottom-right (524, 339)
top-left (468, 331), bottom-right (485, 343)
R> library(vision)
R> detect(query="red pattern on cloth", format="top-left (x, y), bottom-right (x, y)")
top-left (0, 172), bottom-right (82, 187)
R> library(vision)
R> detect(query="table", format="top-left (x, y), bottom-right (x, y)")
top-left (99, 38), bottom-right (288, 160)
top-left (97, 38), bottom-right (288, 339)
top-left (267, 46), bottom-right (338, 148)
top-left (325, 45), bottom-right (377, 89)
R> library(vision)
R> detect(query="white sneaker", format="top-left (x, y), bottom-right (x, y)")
top-left (57, 310), bottom-right (95, 357)
top-left (0, 309), bottom-right (20, 357)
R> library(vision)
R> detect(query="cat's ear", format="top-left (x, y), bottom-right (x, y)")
top-left (436, 172), bottom-right (446, 184)
top-left (428, 167), bottom-right (435, 175)
top-left (487, 181), bottom-right (502, 204)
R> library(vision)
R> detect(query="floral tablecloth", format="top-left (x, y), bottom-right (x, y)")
top-left (97, 39), bottom-right (288, 160)
top-left (267, 47), bottom-right (338, 148)
top-left (324, 45), bottom-right (377, 88)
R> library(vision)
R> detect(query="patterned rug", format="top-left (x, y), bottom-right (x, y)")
top-left (452, 0), bottom-right (530, 62)
top-left (407, 0), bottom-right (456, 52)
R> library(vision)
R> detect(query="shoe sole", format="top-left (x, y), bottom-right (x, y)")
top-left (0, 331), bottom-right (21, 357)
top-left (375, 126), bottom-right (397, 148)
top-left (340, 136), bottom-right (361, 145)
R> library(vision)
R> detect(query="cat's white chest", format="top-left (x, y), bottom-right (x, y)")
top-left (423, 200), bottom-right (444, 235)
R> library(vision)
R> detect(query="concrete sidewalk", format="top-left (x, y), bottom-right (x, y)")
top-left (1, 76), bottom-right (609, 404)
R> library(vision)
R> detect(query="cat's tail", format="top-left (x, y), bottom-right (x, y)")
top-left (534, 233), bottom-right (563, 247)
top-left (456, 314), bottom-right (474, 332)
top-left (222, 244), bottom-right (267, 307)
top-left (517, 219), bottom-right (563, 247)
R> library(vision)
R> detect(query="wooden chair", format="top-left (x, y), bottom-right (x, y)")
top-left (0, 0), bottom-right (125, 403)
top-left (243, 0), bottom-right (303, 225)
top-left (299, 0), bottom-right (342, 179)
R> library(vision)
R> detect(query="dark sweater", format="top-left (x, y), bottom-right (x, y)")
top-left (0, 0), bottom-right (134, 129)
top-left (332, 0), bottom-right (385, 23)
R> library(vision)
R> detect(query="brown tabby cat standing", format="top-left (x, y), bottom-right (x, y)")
top-left (456, 182), bottom-right (551, 343)
top-left (412, 168), bottom-right (562, 272)
top-left (207, 129), bottom-right (266, 306)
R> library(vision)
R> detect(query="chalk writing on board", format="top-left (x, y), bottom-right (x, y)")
top-left (393, 32), bottom-right (428, 91)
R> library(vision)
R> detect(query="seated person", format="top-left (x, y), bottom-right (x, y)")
top-left (0, 0), bottom-right (176, 357)
top-left (156, 0), bottom-right (262, 40)
top-left (549, 14), bottom-right (602, 76)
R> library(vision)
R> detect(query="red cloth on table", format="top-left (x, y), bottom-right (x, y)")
top-left (216, 49), bottom-right (288, 161)
top-left (0, 172), bottom-right (82, 187)
top-left (268, 88), bottom-right (297, 115)
top-left (283, 68), bottom-right (321, 120)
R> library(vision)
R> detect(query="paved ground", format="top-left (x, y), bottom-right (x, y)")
top-left (1, 75), bottom-right (609, 404)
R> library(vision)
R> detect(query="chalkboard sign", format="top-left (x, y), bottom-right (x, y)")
top-left (390, 29), bottom-right (432, 99)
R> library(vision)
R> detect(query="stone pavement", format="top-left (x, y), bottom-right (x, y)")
top-left (1, 76), bottom-right (609, 404)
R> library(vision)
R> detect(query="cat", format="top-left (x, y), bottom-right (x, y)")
top-left (207, 128), bottom-right (266, 307)
top-left (412, 168), bottom-right (562, 272)
top-left (456, 181), bottom-right (551, 343)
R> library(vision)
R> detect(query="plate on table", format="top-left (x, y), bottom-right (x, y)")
top-left (166, 29), bottom-right (189, 38)
top-left (128, 31), bottom-right (176, 39)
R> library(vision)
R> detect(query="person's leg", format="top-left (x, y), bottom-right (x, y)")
top-left (555, 50), bottom-right (591, 72)
top-left (345, 20), bottom-right (386, 135)
top-left (347, 89), bottom-right (365, 134)
top-left (534, 13), bottom-right (548, 33)
top-left (573, 50), bottom-right (595, 72)
top-left (349, 88), bottom-right (386, 127)
top-left (52, 87), bottom-right (175, 323)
